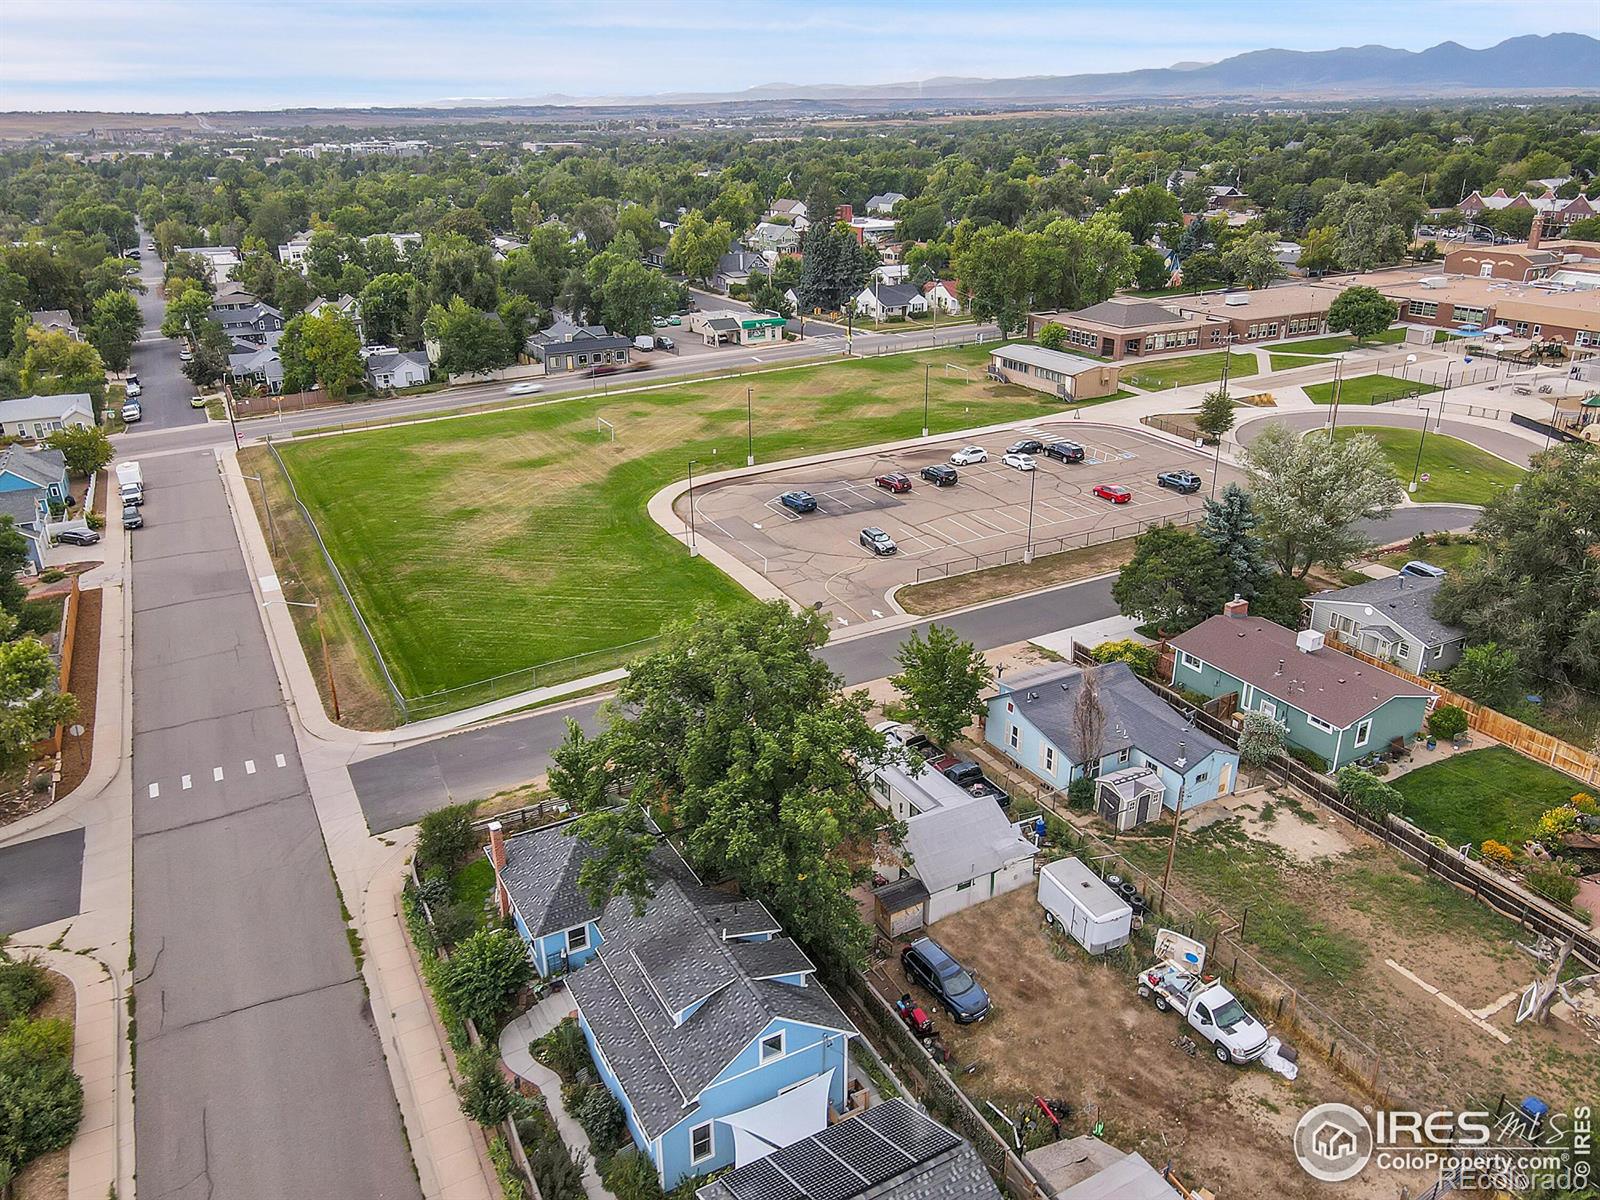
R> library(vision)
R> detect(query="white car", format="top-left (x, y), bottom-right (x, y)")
top-left (1002, 452), bottom-right (1036, 472)
top-left (122, 402), bottom-right (142, 423)
top-left (125, 380), bottom-right (142, 398)
top-left (506, 382), bottom-right (544, 396)
top-left (178, 348), bottom-right (193, 362)
top-left (949, 446), bottom-right (988, 465)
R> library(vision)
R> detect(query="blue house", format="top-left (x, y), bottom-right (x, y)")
top-left (0, 489), bottom-right (51, 569)
top-left (489, 822), bottom-right (858, 1190)
top-left (1170, 604), bottom-right (1432, 770)
top-left (0, 445), bottom-right (70, 507)
top-left (985, 661), bottom-right (1240, 815)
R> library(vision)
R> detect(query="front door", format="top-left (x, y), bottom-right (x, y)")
top-left (1216, 761), bottom-right (1232, 795)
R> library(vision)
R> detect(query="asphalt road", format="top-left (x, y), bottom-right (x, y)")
top-left (0, 827), bottom-right (85, 934)
top-left (128, 425), bottom-right (419, 1192)
top-left (127, 233), bottom-right (208, 433)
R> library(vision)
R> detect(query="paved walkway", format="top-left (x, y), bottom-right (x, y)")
top-left (499, 995), bottom-right (616, 1200)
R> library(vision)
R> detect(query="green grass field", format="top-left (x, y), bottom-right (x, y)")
top-left (1330, 426), bottom-right (1524, 504)
top-left (266, 345), bottom-right (1063, 705)
top-left (1119, 350), bottom-right (1257, 392)
top-left (1377, 539), bottom-right (1482, 574)
top-left (1272, 329), bottom-right (1408, 355)
top-left (1304, 374), bottom-right (1440, 406)
top-left (1267, 352), bottom-right (1330, 372)
top-left (1391, 746), bottom-right (1583, 848)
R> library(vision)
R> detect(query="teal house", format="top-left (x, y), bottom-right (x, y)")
top-left (1168, 601), bottom-right (1432, 770)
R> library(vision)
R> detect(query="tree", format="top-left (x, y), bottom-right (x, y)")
top-left (1448, 643), bottom-right (1522, 711)
top-left (1315, 183), bottom-right (1412, 271)
top-left (1196, 483), bottom-right (1267, 600)
top-left (159, 280), bottom-right (213, 340)
top-left (1110, 184), bottom-right (1181, 244)
top-left (593, 258), bottom-right (666, 338)
top-left (416, 802), bottom-right (477, 872)
top-left (182, 330), bottom-right (228, 390)
top-left (1250, 574), bottom-right (1312, 630)
top-left (1432, 443), bottom-right (1600, 691)
top-left (666, 211), bottom-right (731, 286)
top-left (1111, 525), bottom-right (1232, 635)
top-left (0, 611), bottom-right (77, 773)
top-left (950, 225), bottom-right (1033, 335)
top-left (798, 221), bottom-right (872, 316)
top-left (299, 309), bottom-right (362, 396)
top-left (1036, 321), bottom-right (1067, 351)
top-left (438, 928), bottom-right (535, 1035)
top-left (1296, 226), bottom-right (1341, 276)
top-left (455, 1044), bottom-right (516, 1127)
top-left (1131, 245), bottom-right (1170, 291)
top-left (358, 272), bottom-right (419, 348)
top-left (1238, 711), bottom-right (1289, 769)
top-left (1068, 663), bottom-right (1107, 780)
top-left (1426, 704), bottom-right (1468, 742)
top-left (1194, 388), bottom-right (1236, 442)
top-left (1222, 231), bottom-right (1285, 291)
top-left (1566, 215), bottom-right (1600, 242)
top-left (45, 426), bottom-right (113, 476)
top-left (84, 289), bottom-right (141, 373)
top-left (1326, 286), bottom-right (1398, 344)
top-left (16, 328), bottom-right (106, 408)
top-left (890, 625), bottom-right (992, 747)
top-left (501, 225), bottom-right (573, 311)
top-left (1241, 423), bottom-right (1403, 577)
top-left (568, 601), bottom-right (895, 971)
top-left (424, 296), bottom-right (515, 376)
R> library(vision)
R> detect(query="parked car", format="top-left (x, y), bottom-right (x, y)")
top-left (652, 316), bottom-right (669, 327)
top-left (949, 446), bottom-right (987, 465)
top-left (656, 336), bottom-right (675, 351)
top-left (122, 402), bottom-right (142, 423)
top-left (1399, 560), bottom-right (1446, 578)
top-left (902, 937), bottom-right (991, 1023)
top-left (122, 504), bottom-right (143, 530)
top-left (1156, 470), bottom-right (1202, 494)
top-left (1002, 452), bottom-right (1036, 472)
top-left (931, 753), bottom-right (1011, 808)
top-left (178, 348), bottom-right (193, 362)
top-left (919, 464), bottom-right (958, 487)
top-left (1093, 484), bottom-right (1131, 504)
top-left (1138, 962), bottom-right (1269, 1065)
top-left (1006, 438), bottom-right (1045, 455)
top-left (633, 335), bottom-right (656, 352)
top-left (125, 373), bottom-right (139, 385)
top-left (507, 382), bottom-right (545, 396)
top-left (668, 314), bottom-right (683, 326)
top-left (190, 394), bottom-right (208, 408)
top-left (778, 490), bottom-right (818, 514)
top-left (1044, 440), bottom-right (1085, 463)
top-left (125, 380), bottom-right (142, 398)
top-left (860, 527), bottom-right (897, 555)
top-left (54, 529), bottom-right (101, 547)
top-left (874, 472), bottom-right (912, 494)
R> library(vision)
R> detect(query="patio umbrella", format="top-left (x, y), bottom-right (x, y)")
top-left (1482, 324), bottom-right (1513, 336)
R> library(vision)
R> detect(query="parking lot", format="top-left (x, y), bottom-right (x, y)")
top-left (682, 423), bottom-right (1242, 623)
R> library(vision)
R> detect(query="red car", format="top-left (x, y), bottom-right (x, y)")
top-left (874, 472), bottom-right (912, 494)
top-left (1093, 484), bottom-right (1132, 504)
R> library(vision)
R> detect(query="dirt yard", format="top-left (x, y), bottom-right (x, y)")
top-left (873, 887), bottom-right (1428, 1199)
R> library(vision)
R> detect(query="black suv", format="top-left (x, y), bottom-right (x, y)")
top-left (902, 937), bottom-right (990, 1022)
top-left (919, 464), bottom-right (958, 487)
top-left (1156, 470), bottom-right (1202, 494)
top-left (1006, 437), bottom-right (1045, 455)
top-left (1044, 440), bottom-right (1085, 463)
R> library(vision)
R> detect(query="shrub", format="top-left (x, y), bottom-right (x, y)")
top-left (1534, 805), bottom-right (1581, 851)
top-left (525, 1123), bottom-right (587, 1200)
top-left (1036, 321), bottom-right (1067, 351)
top-left (0, 957), bottom-right (50, 1026)
top-left (575, 1083), bottom-right (627, 1151)
top-left (603, 1149), bottom-right (665, 1200)
top-left (0, 1015), bottom-right (84, 1182)
top-left (438, 928), bottom-right (535, 1035)
top-left (1067, 776), bottom-right (1094, 810)
top-left (1286, 744), bottom-right (1329, 774)
top-left (416, 867), bottom-right (454, 913)
top-left (1426, 704), bottom-right (1469, 743)
top-left (1479, 839), bottom-right (1517, 869)
top-left (1407, 531), bottom-right (1428, 557)
top-left (1238, 711), bottom-right (1289, 768)
top-left (38, 569), bottom-right (65, 583)
top-left (1448, 643), bottom-right (1521, 711)
top-left (85, 512), bottom-right (104, 530)
top-left (1570, 792), bottom-right (1597, 815)
top-left (534, 1017), bottom-right (592, 1083)
top-left (417, 802), bottom-right (477, 872)
top-left (488, 1135), bottom-right (529, 1200)
top-left (431, 902), bottom-right (479, 948)
top-left (1525, 861), bottom-right (1579, 909)
top-left (456, 1044), bottom-right (516, 1127)
top-left (1089, 638), bottom-right (1157, 677)
top-left (1336, 766), bottom-right (1402, 821)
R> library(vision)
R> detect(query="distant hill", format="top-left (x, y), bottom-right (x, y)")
top-left (460, 33), bottom-right (1599, 107)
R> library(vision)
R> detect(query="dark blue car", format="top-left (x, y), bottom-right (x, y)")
top-left (778, 490), bottom-right (817, 514)
top-left (902, 937), bottom-right (990, 1023)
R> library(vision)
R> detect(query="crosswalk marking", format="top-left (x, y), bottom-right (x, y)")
top-left (181, 774), bottom-right (192, 790)
top-left (148, 783), bottom-right (159, 798)
top-left (244, 759), bottom-right (256, 775)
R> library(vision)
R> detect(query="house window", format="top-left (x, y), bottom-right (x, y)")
top-left (1395, 642), bottom-right (1411, 660)
top-left (691, 1122), bottom-right (714, 1164)
top-left (759, 1031), bottom-right (784, 1063)
top-left (1178, 650), bottom-right (1202, 672)
top-left (1354, 719), bottom-right (1373, 748)
top-left (1258, 698), bottom-right (1278, 720)
top-left (1008, 724), bottom-right (1020, 750)
top-left (1195, 771), bottom-right (1209, 783)
top-left (1306, 714), bottom-right (1336, 734)
top-left (1042, 745), bottom-right (1056, 774)
top-left (566, 925), bottom-right (589, 953)
top-left (1117, 748), bottom-right (1131, 765)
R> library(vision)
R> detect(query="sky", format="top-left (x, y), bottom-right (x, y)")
top-left (0, 0), bottom-right (1592, 112)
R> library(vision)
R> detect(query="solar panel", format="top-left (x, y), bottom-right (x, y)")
top-left (724, 1158), bottom-right (803, 1200)
top-left (776, 1141), bottom-right (865, 1200)
top-left (824, 1117), bottom-right (915, 1186)
top-left (861, 1101), bottom-right (960, 1161)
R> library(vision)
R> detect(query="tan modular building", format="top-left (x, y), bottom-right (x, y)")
top-left (1028, 297), bottom-right (1226, 360)
top-left (988, 344), bottom-right (1122, 400)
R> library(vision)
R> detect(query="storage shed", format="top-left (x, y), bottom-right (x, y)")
top-left (1038, 858), bottom-right (1133, 955)
top-left (873, 876), bottom-right (929, 938)
top-left (1095, 766), bottom-right (1166, 832)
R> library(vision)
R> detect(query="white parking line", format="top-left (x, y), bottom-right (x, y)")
top-left (213, 766), bottom-right (224, 782)
top-left (245, 759), bottom-right (257, 775)
top-left (148, 783), bottom-right (159, 798)
top-left (181, 774), bottom-right (192, 790)
top-left (276, 754), bottom-right (287, 767)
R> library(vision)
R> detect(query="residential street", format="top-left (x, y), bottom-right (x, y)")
top-left (127, 234), bottom-right (208, 432)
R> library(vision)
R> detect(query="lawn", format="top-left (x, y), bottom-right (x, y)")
top-left (258, 345), bottom-right (1061, 709)
top-left (1304, 374), bottom-right (1440, 406)
top-left (1267, 352), bottom-right (1330, 372)
top-left (1119, 351), bottom-right (1257, 392)
top-left (1377, 539), bottom-right (1482, 574)
top-left (1390, 746), bottom-right (1585, 848)
top-left (1329, 426), bottom-right (1524, 504)
top-left (1271, 329), bottom-right (1409, 355)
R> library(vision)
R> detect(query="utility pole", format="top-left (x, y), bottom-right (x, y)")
top-left (1159, 742), bottom-right (1189, 912)
top-left (922, 362), bottom-right (931, 438)
top-left (1023, 465), bottom-right (1037, 563)
top-left (1327, 359), bottom-right (1345, 436)
top-left (242, 471), bottom-right (277, 552)
top-left (1409, 405), bottom-right (1430, 493)
top-left (686, 458), bottom-right (699, 556)
top-left (745, 387), bottom-right (754, 466)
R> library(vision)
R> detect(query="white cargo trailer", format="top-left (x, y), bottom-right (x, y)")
top-left (1037, 857), bottom-right (1132, 954)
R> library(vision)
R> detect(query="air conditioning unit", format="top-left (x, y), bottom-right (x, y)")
top-left (1418, 276), bottom-right (1448, 289)
top-left (1296, 629), bottom-right (1325, 655)
top-left (1223, 292), bottom-right (1249, 306)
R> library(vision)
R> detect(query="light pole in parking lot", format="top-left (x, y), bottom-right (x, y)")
top-left (746, 387), bottom-right (755, 466)
top-left (686, 458), bottom-right (699, 557)
top-left (1023, 465), bottom-right (1037, 563)
top-left (922, 363), bottom-right (931, 438)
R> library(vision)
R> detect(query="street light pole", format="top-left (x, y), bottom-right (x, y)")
top-left (746, 387), bottom-right (754, 466)
top-left (264, 597), bottom-right (339, 721)
top-left (242, 472), bottom-right (277, 552)
top-left (686, 458), bottom-right (699, 557)
top-left (1409, 405), bottom-right (1430, 494)
top-left (1328, 359), bottom-right (1345, 436)
top-left (922, 363), bottom-right (931, 438)
top-left (1023, 466), bottom-right (1037, 563)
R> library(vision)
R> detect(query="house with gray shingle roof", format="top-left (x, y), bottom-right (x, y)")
top-left (1305, 573), bottom-right (1467, 676)
top-left (363, 349), bottom-right (430, 391)
top-left (488, 820), bottom-right (856, 1190)
top-left (28, 310), bottom-right (80, 340)
top-left (0, 445), bottom-right (69, 505)
top-left (0, 393), bottom-right (95, 441)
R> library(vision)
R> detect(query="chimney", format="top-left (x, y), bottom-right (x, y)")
top-left (1528, 212), bottom-right (1544, 251)
top-left (488, 821), bottom-right (511, 919)
top-left (1223, 595), bottom-right (1249, 618)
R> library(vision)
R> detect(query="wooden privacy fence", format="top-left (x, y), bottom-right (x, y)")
top-left (1327, 637), bottom-right (1600, 788)
top-left (50, 576), bottom-right (82, 756)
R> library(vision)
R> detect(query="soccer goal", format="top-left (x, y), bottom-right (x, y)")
top-left (943, 363), bottom-right (972, 382)
top-left (596, 415), bottom-right (616, 442)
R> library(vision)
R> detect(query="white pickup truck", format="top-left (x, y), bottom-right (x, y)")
top-left (1137, 961), bottom-right (1270, 1065)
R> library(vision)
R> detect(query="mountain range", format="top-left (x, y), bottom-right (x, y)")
top-left (437, 33), bottom-right (1599, 107)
